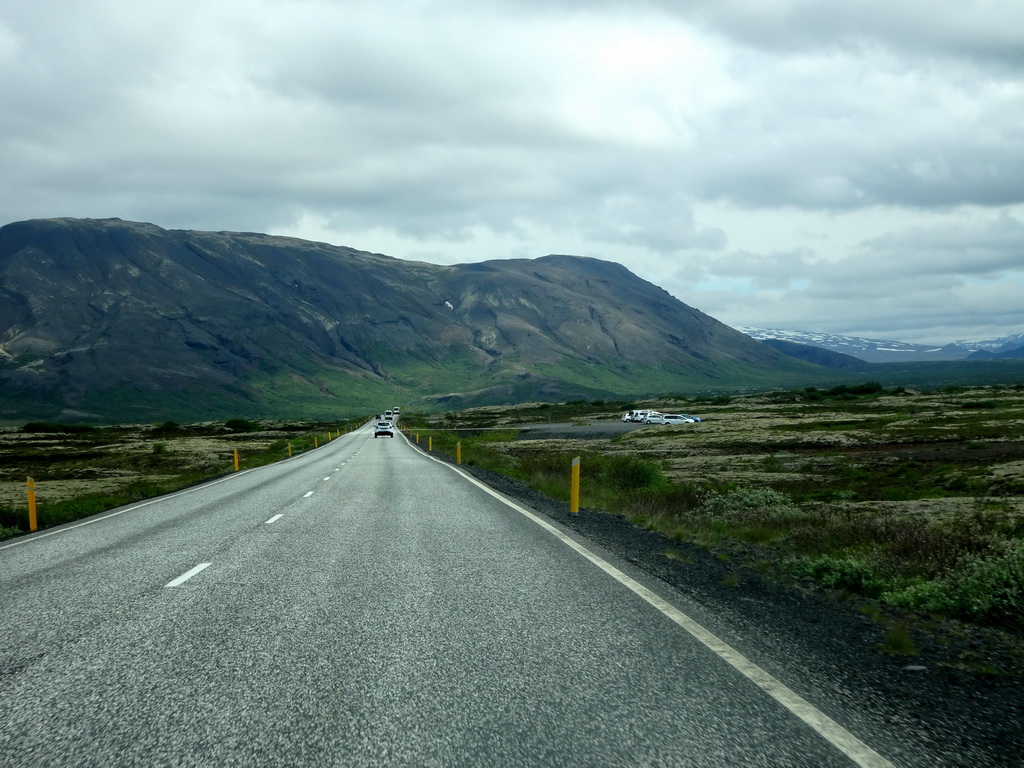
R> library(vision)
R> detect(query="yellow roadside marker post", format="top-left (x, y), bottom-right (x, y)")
top-left (288, 443), bottom-right (293, 458)
top-left (314, 436), bottom-right (319, 448)
top-left (234, 449), bottom-right (240, 472)
top-left (570, 456), bottom-right (581, 514)
top-left (428, 436), bottom-right (433, 451)
top-left (457, 442), bottom-right (462, 465)
top-left (26, 477), bottom-right (37, 532)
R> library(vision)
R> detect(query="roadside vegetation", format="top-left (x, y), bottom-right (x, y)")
top-left (404, 384), bottom-right (1024, 637)
top-left (0, 418), bottom-right (362, 536)
top-left (5, 384), bottom-right (1023, 643)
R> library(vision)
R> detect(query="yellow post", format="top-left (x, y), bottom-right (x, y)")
top-left (416, 433), bottom-right (420, 444)
top-left (288, 443), bottom-right (293, 457)
top-left (26, 477), bottom-right (37, 532)
top-left (457, 442), bottom-right (462, 465)
top-left (570, 456), bottom-right (580, 514)
top-left (428, 436), bottom-right (433, 451)
top-left (233, 449), bottom-right (239, 472)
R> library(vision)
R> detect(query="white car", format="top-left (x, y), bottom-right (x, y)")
top-left (374, 420), bottom-right (395, 438)
top-left (645, 413), bottom-right (695, 425)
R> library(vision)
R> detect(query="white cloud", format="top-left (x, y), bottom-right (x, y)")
top-left (0, 0), bottom-right (1022, 344)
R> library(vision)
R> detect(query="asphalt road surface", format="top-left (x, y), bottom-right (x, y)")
top-left (0, 425), bottom-right (902, 766)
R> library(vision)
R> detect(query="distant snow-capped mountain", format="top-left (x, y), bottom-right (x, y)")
top-left (955, 333), bottom-right (1024, 353)
top-left (735, 327), bottom-right (972, 363)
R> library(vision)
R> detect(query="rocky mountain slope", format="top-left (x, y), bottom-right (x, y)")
top-left (0, 217), bottom-right (820, 422)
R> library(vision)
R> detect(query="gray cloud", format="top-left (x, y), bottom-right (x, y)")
top-left (0, 0), bottom-right (1021, 344)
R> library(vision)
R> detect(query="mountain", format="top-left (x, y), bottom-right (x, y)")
top-left (957, 334), bottom-right (1024, 355)
top-left (736, 326), bottom-right (974, 363)
top-left (758, 338), bottom-right (871, 370)
top-left (0, 217), bottom-right (823, 422)
top-left (967, 345), bottom-right (1024, 360)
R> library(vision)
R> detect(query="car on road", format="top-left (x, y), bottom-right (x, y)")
top-left (374, 420), bottom-right (395, 438)
top-left (645, 413), bottom-right (696, 425)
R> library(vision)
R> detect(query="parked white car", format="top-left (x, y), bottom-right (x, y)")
top-left (631, 410), bottom-right (656, 423)
top-left (645, 413), bottom-right (695, 425)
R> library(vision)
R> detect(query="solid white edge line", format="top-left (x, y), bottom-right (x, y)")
top-left (417, 446), bottom-right (895, 768)
top-left (165, 562), bottom-right (212, 588)
top-left (265, 514), bottom-right (284, 524)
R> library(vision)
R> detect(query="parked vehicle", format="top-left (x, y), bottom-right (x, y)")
top-left (374, 421), bottom-right (395, 438)
top-left (678, 414), bottom-right (702, 423)
top-left (645, 414), bottom-right (695, 425)
top-left (631, 410), bottom-right (656, 423)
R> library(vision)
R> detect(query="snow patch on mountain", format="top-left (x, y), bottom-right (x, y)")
top-left (735, 326), bottom-right (971, 363)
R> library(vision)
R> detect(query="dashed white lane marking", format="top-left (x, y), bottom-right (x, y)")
top-left (265, 514), bottom-right (283, 524)
top-left (324, 476), bottom-right (331, 481)
top-left (165, 562), bottom-right (212, 588)
top-left (424, 450), bottom-right (896, 768)
top-left (303, 491), bottom-right (314, 498)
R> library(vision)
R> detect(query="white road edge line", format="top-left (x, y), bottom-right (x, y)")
top-left (265, 514), bottom-right (284, 524)
top-left (165, 562), bottom-right (212, 588)
top-left (423, 449), bottom-right (896, 768)
top-left (303, 491), bottom-right (314, 498)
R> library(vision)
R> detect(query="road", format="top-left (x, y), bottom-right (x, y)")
top-left (0, 424), bottom-right (898, 766)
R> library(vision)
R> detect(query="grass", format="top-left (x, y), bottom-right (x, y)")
top-left (408, 383), bottom-right (1024, 634)
top-left (6, 383), bottom-right (1024, 636)
top-left (878, 622), bottom-right (919, 656)
top-left (0, 417), bottom-right (365, 539)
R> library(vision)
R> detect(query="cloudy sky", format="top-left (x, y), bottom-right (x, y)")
top-left (2, 1), bottom-right (1022, 344)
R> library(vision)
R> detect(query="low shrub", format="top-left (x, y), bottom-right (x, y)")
top-left (224, 418), bottom-right (259, 432)
top-left (698, 486), bottom-right (805, 526)
top-left (884, 540), bottom-right (1024, 628)
top-left (785, 554), bottom-right (889, 597)
top-left (601, 454), bottom-right (665, 491)
top-left (21, 422), bottom-right (96, 434)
